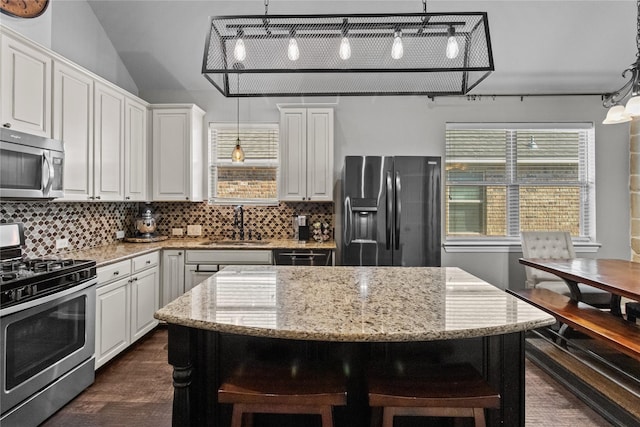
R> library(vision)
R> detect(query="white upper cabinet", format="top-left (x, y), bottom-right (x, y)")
top-left (54, 61), bottom-right (94, 201)
top-left (94, 82), bottom-right (125, 201)
top-left (1, 32), bottom-right (52, 137)
top-left (152, 105), bottom-right (205, 201)
top-left (279, 107), bottom-right (334, 201)
top-left (124, 98), bottom-right (149, 201)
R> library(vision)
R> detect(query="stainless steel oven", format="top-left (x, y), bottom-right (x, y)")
top-left (0, 128), bottom-right (64, 200)
top-left (0, 223), bottom-right (96, 427)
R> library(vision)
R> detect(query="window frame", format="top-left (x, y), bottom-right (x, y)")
top-left (208, 122), bottom-right (280, 206)
top-left (444, 122), bottom-right (596, 246)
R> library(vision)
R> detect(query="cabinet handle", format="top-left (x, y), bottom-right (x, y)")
top-left (146, 260), bottom-right (151, 264)
top-left (185, 197), bottom-right (189, 200)
top-left (89, 196), bottom-right (94, 200)
top-left (178, 252), bottom-right (182, 255)
top-left (3, 123), bottom-right (11, 128)
top-left (95, 196), bottom-right (101, 200)
top-left (113, 271), bottom-right (119, 276)
top-left (125, 196), bottom-right (131, 200)
top-left (132, 277), bottom-right (138, 281)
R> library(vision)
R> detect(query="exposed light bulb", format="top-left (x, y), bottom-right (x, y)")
top-left (288, 37), bottom-right (300, 61)
top-left (231, 139), bottom-right (245, 162)
top-left (234, 38), bottom-right (246, 61)
top-left (391, 30), bottom-right (403, 60)
top-left (446, 27), bottom-right (459, 59)
top-left (339, 36), bottom-right (351, 60)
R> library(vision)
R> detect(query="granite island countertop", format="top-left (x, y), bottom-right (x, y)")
top-left (58, 238), bottom-right (336, 267)
top-left (155, 265), bottom-right (555, 342)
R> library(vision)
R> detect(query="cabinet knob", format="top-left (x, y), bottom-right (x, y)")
top-left (125, 196), bottom-right (131, 200)
top-left (178, 252), bottom-right (182, 255)
top-left (2, 123), bottom-right (11, 128)
top-left (95, 196), bottom-right (101, 200)
top-left (185, 197), bottom-right (189, 200)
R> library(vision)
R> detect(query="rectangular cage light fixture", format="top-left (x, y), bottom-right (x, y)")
top-left (202, 12), bottom-right (494, 97)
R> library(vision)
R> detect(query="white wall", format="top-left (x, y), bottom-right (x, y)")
top-left (1, 0), bottom-right (138, 95)
top-left (140, 89), bottom-right (631, 289)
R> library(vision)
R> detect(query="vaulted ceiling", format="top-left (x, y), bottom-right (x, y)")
top-left (86, 0), bottom-right (637, 97)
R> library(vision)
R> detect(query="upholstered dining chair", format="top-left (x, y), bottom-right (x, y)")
top-left (520, 231), bottom-right (612, 308)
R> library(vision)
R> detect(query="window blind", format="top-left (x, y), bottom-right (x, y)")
top-left (445, 123), bottom-right (595, 239)
top-left (209, 123), bottom-right (279, 204)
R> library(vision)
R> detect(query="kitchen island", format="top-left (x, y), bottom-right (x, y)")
top-left (155, 266), bottom-right (554, 427)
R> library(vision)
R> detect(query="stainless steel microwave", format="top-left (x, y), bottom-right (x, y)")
top-left (0, 128), bottom-right (64, 200)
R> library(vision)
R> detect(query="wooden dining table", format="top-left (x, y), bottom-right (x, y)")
top-left (518, 258), bottom-right (640, 316)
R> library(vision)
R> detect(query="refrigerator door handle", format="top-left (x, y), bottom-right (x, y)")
top-left (386, 172), bottom-right (393, 250)
top-left (395, 171), bottom-right (401, 250)
top-left (344, 197), bottom-right (353, 246)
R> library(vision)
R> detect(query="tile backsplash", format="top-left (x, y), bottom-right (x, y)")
top-left (0, 201), bottom-right (334, 258)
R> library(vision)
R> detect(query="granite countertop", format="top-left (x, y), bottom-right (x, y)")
top-left (155, 265), bottom-right (555, 342)
top-left (61, 239), bottom-right (336, 267)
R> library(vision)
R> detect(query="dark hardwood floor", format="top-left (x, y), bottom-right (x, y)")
top-left (41, 326), bottom-right (612, 426)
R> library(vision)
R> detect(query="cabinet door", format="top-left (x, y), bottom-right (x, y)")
top-left (306, 108), bottom-right (334, 201)
top-left (1, 34), bottom-right (51, 137)
top-left (161, 250), bottom-right (185, 306)
top-left (94, 82), bottom-right (125, 201)
top-left (130, 266), bottom-right (159, 343)
top-left (53, 62), bottom-right (94, 201)
top-left (279, 108), bottom-right (307, 201)
top-left (152, 109), bottom-right (190, 201)
top-left (125, 98), bottom-right (148, 201)
top-left (95, 277), bottom-right (130, 369)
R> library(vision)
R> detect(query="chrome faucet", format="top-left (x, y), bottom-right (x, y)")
top-left (233, 205), bottom-right (244, 240)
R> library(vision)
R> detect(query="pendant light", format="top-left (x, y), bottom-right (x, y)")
top-left (603, 0), bottom-right (640, 123)
top-left (231, 65), bottom-right (245, 162)
top-left (203, 0), bottom-right (494, 97)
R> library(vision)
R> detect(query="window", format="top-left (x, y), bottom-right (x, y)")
top-left (209, 123), bottom-right (279, 204)
top-left (445, 123), bottom-right (595, 240)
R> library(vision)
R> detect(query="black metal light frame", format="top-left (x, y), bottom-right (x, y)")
top-left (202, 12), bottom-right (494, 97)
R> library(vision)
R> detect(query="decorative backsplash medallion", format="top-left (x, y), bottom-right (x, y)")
top-left (0, 201), bottom-right (334, 258)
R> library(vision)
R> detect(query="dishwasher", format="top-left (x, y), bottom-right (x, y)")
top-left (184, 250), bottom-right (273, 292)
top-left (272, 249), bottom-right (333, 266)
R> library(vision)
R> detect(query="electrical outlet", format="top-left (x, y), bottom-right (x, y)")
top-left (116, 230), bottom-right (125, 239)
top-left (172, 228), bottom-right (184, 236)
top-left (56, 238), bottom-right (69, 250)
top-left (187, 225), bottom-right (202, 236)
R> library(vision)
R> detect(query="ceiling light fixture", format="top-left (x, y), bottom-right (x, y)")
top-left (602, 0), bottom-right (640, 124)
top-left (202, 0), bottom-right (494, 97)
top-left (231, 63), bottom-right (245, 162)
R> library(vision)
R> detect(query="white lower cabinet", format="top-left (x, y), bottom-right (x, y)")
top-left (95, 251), bottom-right (159, 369)
top-left (161, 250), bottom-right (185, 307)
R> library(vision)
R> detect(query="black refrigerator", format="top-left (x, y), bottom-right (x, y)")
top-left (342, 156), bottom-right (441, 266)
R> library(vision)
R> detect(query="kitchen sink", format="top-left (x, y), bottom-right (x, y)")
top-left (199, 240), bottom-right (270, 246)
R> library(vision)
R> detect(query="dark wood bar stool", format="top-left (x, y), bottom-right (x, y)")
top-left (368, 363), bottom-right (500, 427)
top-left (218, 360), bottom-right (347, 427)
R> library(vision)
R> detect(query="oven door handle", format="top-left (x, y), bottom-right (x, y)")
top-left (0, 278), bottom-right (97, 317)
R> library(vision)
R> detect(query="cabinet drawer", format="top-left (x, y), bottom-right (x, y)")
top-left (185, 250), bottom-right (272, 265)
top-left (132, 251), bottom-right (159, 273)
top-left (97, 260), bottom-right (132, 287)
